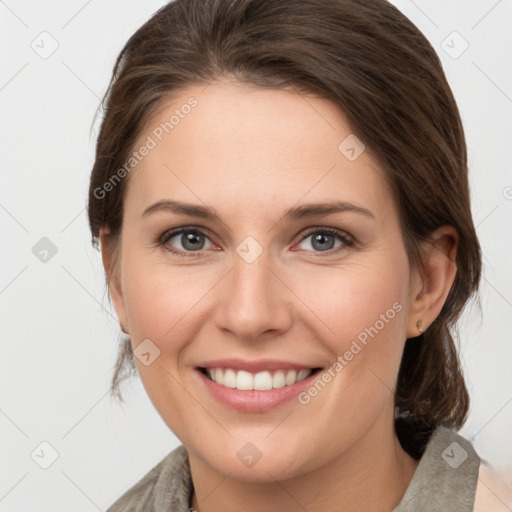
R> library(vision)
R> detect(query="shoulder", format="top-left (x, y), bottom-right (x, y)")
top-left (422, 426), bottom-right (481, 500)
top-left (106, 444), bottom-right (192, 512)
top-left (474, 461), bottom-right (512, 512)
top-left (394, 426), bottom-right (481, 511)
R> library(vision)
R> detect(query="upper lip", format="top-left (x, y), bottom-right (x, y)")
top-left (197, 358), bottom-right (321, 373)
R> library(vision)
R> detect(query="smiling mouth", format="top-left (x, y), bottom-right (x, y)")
top-left (198, 367), bottom-right (323, 391)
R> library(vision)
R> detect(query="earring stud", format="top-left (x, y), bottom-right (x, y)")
top-left (417, 320), bottom-right (424, 333)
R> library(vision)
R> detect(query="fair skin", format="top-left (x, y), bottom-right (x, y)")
top-left (100, 81), bottom-right (458, 512)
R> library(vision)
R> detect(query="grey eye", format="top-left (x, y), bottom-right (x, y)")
top-left (297, 231), bottom-right (345, 252)
top-left (166, 230), bottom-right (213, 252)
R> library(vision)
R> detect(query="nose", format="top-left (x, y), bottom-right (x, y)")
top-left (213, 248), bottom-right (293, 342)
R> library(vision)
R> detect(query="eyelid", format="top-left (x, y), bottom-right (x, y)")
top-left (297, 226), bottom-right (354, 245)
top-left (291, 226), bottom-right (355, 256)
top-left (159, 225), bottom-right (216, 244)
top-left (158, 226), bottom-right (219, 255)
top-left (158, 225), bottom-right (355, 256)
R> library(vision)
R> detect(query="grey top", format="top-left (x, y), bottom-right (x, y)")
top-left (106, 426), bottom-right (480, 512)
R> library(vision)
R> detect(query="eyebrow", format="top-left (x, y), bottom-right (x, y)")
top-left (142, 199), bottom-right (375, 222)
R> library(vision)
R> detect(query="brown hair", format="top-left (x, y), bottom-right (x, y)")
top-left (87, 0), bottom-right (481, 458)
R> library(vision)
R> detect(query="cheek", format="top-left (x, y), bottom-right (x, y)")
top-left (120, 251), bottom-right (219, 354)
top-left (293, 257), bottom-right (409, 402)
top-left (119, 254), bottom-right (210, 433)
top-left (293, 257), bottom-right (408, 344)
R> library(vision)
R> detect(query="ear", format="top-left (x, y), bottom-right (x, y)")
top-left (406, 225), bottom-right (458, 338)
top-left (99, 228), bottom-right (129, 333)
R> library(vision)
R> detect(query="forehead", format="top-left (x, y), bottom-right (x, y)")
top-left (126, 81), bottom-right (394, 224)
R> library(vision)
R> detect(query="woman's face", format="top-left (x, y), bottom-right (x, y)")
top-left (108, 81), bottom-right (424, 480)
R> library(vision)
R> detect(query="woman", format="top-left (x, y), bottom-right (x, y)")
top-left (88, 0), bottom-right (486, 510)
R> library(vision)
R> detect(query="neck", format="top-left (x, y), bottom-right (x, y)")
top-left (188, 415), bottom-right (419, 512)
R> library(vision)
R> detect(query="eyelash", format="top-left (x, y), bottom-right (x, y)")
top-left (157, 226), bottom-right (355, 258)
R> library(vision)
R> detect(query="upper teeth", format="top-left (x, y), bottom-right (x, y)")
top-left (206, 368), bottom-right (313, 390)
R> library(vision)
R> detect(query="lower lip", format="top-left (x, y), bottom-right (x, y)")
top-left (195, 368), bottom-right (321, 412)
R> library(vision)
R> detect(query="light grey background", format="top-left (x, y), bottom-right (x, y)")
top-left (1, 1), bottom-right (511, 510)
